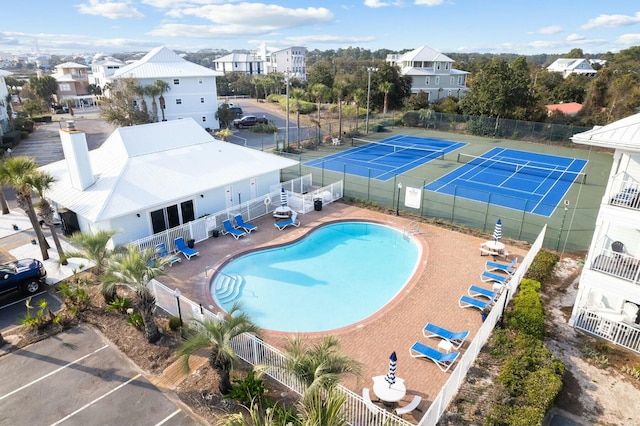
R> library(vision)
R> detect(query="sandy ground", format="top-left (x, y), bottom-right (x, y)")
top-left (545, 256), bottom-right (640, 426)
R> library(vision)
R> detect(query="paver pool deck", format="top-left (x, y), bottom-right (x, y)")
top-left (157, 201), bottom-right (527, 420)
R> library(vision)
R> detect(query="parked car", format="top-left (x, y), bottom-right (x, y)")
top-left (233, 115), bottom-right (268, 129)
top-left (229, 107), bottom-right (243, 117)
top-left (0, 258), bottom-right (47, 295)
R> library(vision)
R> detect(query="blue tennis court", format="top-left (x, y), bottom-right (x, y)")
top-left (304, 135), bottom-right (465, 181)
top-left (424, 147), bottom-right (588, 216)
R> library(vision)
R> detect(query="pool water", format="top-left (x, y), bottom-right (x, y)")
top-left (211, 221), bottom-right (421, 332)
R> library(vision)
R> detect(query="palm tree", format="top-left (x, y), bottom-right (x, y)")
top-left (102, 245), bottom-right (168, 343)
top-left (281, 335), bottom-right (361, 396)
top-left (296, 387), bottom-right (348, 426)
top-left (310, 84), bottom-right (330, 142)
top-left (352, 88), bottom-right (367, 133)
top-left (0, 156), bottom-right (50, 260)
top-left (143, 84), bottom-right (161, 122)
top-left (61, 230), bottom-right (116, 301)
top-left (379, 81), bottom-right (392, 115)
top-left (177, 303), bottom-right (261, 395)
top-left (155, 80), bottom-right (170, 121)
top-left (30, 171), bottom-right (67, 265)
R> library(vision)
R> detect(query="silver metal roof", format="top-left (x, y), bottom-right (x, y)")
top-left (113, 46), bottom-right (223, 79)
top-left (571, 113), bottom-right (640, 151)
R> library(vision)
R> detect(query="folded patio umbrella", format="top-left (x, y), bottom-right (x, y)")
top-left (493, 219), bottom-right (502, 242)
top-left (280, 187), bottom-right (288, 207)
top-left (385, 351), bottom-right (397, 386)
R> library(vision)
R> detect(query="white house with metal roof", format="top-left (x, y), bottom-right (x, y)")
top-left (546, 58), bottom-right (597, 78)
top-left (0, 69), bottom-right (11, 134)
top-left (113, 46), bottom-right (224, 130)
top-left (569, 113), bottom-right (640, 354)
top-left (386, 45), bottom-right (469, 101)
top-left (40, 118), bottom-right (298, 246)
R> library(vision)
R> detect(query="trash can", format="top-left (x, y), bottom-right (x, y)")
top-left (187, 239), bottom-right (195, 249)
top-left (314, 198), bottom-right (323, 211)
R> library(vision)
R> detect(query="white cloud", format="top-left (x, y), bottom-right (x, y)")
top-left (364, 0), bottom-right (391, 7)
top-left (617, 33), bottom-right (640, 44)
top-left (536, 26), bottom-right (562, 35)
top-left (414, 0), bottom-right (444, 5)
top-left (149, 4), bottom-right (333, 38)
top-left (566, 33), bottom-right (585, 41)
top-left (581, 12), bottom-right (640, 30)
top-left (284, 34), bottom-right (377, 46)
top-left (76, 0), bottom-right (144, 19)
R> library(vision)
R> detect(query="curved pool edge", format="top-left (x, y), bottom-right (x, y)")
top-left (206, 218), bottom-right (430, 336)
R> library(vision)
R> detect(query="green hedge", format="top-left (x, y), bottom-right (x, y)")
top-left (2, 130), bottom-right (22, 147)
top-left (505, 279), bottom-right (545, 339)
top-left (13, 118), bottom-right (35, 132)
top-left (524, 250), bottom-right (559, 283)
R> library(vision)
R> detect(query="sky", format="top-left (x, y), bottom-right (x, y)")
top-left (2, 0), bottom-right (640, 57)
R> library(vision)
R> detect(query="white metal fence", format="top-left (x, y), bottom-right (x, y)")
top-left (573, 308), bottom-right (640, 353)
top-left (147, 225), bottom-right (546, 425)
top-left (130, 174), bottom-right (343, 252)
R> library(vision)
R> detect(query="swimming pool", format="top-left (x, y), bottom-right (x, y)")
top-left (211, 221), bottom-right (421, 332)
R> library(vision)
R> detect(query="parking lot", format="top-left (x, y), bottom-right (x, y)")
top-left (0, 324), bottom-right (201, 425)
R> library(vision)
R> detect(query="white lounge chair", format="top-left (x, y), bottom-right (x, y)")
top-left (409, 341), bottom-right (459, 372)
top-left (274, 211), bottom-right (300, 230)
top-left (422, 323), bottom-right (469, 349)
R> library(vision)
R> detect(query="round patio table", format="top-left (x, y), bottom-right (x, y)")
top-left (372, 375), bottom-right (406, 405)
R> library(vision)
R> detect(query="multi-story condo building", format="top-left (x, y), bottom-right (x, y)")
top-left (213, 44), bottom-right (307, 81)
top-left (212, 52), bottom-right (265, 76)
top-left (386, 45), bottom-right (469, 101)
top-left (569, 113), bottom-right (640, 354)
top-left (265, 46), bottom-right (306, 80)
top-left (113, 46), bottom-right (224, 130)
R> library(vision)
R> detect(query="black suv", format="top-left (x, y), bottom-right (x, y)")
top-left (0, 258), bottom-right (48, 295)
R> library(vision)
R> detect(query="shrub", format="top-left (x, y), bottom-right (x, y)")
top-left (58, 281), bottom-right (91, 313)
top-left (168, 316), bottom-right (182, 330)
top-left (226, 371), bottom-right (267, 406)
top-left (13, 118), bottom-right (34, 132)
top-left (524, 250), bottom-right (559, 283)
top-left (33, 115), bottom-right (52, 123)
top-left (402, 111), bottom-right (420, 127)
top-left (2, 130), bottom-right (22, 146)
top-left (126, 310), bottom-right (144, 329)
top-left (506, 279), bottom-right (545, 339)
top-left (106, 296), bottom-right (132, 313)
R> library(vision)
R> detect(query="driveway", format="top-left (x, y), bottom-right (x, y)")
top-left (0, 324), bottom-right (201, 425)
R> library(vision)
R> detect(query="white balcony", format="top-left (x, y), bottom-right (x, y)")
top-left (608, 176), bottom-right (640, 210)
top-left (573, 308), bottom-right (640, 354)
top-left (590, 248), bottom-right (640, 283)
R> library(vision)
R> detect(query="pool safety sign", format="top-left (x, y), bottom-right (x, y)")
top-left (404, 186), bottom-right (422, 209)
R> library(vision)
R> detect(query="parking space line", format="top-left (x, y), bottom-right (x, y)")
top-left (0, 344), bottom-right (109, 401)
top-left (155, 409), bottom-right (182, 425)
top-left (0, 291), bottom-right (48, 309)
top-left (49, 373), bottom-right (142, 426)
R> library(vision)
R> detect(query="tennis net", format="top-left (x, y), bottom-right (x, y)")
top-left (352, 137), bottom-right (445, 160)
top-left (457, 153), bottom-right (587, 184)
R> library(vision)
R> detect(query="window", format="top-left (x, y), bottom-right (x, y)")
top-left (202, 116), bottom-right (206, 122)
top-left (425, 77), bottom-right (430, 85)
top-left (200, 97), bottom-right (204, 103)
top-left (436, 63), bottom-right (441, 70)
top-left (176, 99), bottom-right (182, 105)
top-left (173, 79), bottom-right (180, 85)
top-left (445, 63), bottom-right (450, 70)
top-left (150, 200), bottom-right (195, 234)
top-left (435, 76), bottom-right (440, 85)
top-left (198, 78), bottom-right (203, 84)
top-left (59, 83), bottom-right (71, 91)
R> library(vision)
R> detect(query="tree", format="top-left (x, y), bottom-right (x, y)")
top-left (0, 156), bottom-right (51, 259)
top-left (26, 75), bottom-right (58, 107)
top-left (61, 230), bottom-right (116, 301)
top-left (280, 335), bottom-right (361, 396)
top-left (155, 80), bottom-right (170, 122)
top-left (31, 171), bottom-right (67, 265)
top-left (102, 245), bottom-right (168, 343)
top-left (143, 83), bottom-right (161, 122)
top-left (379, 81), bottom-right (392, 114)
top-left (309, 83), bottom-right (330, 141)
top-left (177, 303), bottom-right (260, 395)
top-left (22, 99), bottom-right (46, 118)
top-left (100, 78), bottom-right (152, 127)
top-left (460, 57), bottom-right (515, 119)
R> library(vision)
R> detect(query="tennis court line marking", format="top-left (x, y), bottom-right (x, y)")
top-left (529, 158), bottom-right (583, 214)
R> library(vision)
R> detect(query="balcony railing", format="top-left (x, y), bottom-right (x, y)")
top-left (608, 177), bottom-right (640, 210)
top-left (590, 248), bottom-right (640, 283)
top-left (573, 308), bottom-right (640, 354)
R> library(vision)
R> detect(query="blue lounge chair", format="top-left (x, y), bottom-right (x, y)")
top-left (409, 341), bottom-right (459, 372)
top-left (234, 215), bottom-right (257, 233)
top-left (485, 257), bottom-right (518, 275)
top-left (155, 243), bottom-right (181, 267)
top-left (481, 271), bottom-right (510, 285)
top-left (422, 323), bottom-right (469, 349)
top-left (175, 237), bottom-right (199, 260)
top-left (459, 295), bottom-right (489, 310)
top-left (222, 219), bottom-right (246, 239)
top-left (274, 211), bottom-right (300, 231)
top-left (468, 285), bottom-right (499, 301)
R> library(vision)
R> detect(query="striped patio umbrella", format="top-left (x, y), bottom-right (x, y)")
top-left (280, 187), bottom-right (288, 207)
top-left (385, 351), bottom-right (397, 386)
top-left (493, 219), bottom-right (502, 242)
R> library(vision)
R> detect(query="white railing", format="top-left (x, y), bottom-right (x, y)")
top-left (130, 175), bottom-right (343, 252)
top-left (608, 176), bottom-right (640, 210)
top-left (417, 225), bottom-right (546, 426)
top-left (573, 308), bottom-right (640, 354)
top-left (590, 248), bottom-right (640, 283)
